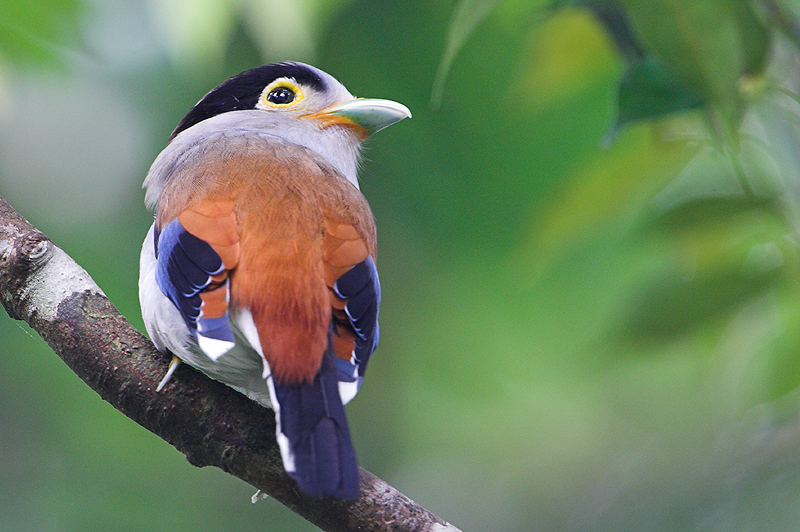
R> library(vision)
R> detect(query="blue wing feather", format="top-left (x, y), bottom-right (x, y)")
top-left (154, 220), bottom-right (235, 346)
top-left (333, 256), bottom-right (380, 378)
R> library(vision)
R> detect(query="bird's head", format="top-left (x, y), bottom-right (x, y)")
top-left (163, 62), bottom-right (410, 186)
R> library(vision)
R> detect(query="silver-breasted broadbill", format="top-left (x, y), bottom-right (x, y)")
top-left (139, 62), bottom-right (410, 499)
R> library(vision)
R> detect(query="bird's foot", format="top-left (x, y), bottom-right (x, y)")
top-left (156, 355), bottom-right (182, 391)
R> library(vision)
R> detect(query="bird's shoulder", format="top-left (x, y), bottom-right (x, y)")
top-left (150, 126), bottom-right (374, 247)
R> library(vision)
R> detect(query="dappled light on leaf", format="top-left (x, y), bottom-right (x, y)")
top-left (518, 127), bottom-right (694, 260)
top-left (511, 8), bottom-right (619, 112)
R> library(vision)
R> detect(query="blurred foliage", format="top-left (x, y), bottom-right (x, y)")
top-left (615, 55), bottom-right (705, 126)
top-left (0, 0), bottom-right (84, 67)
top-left (5, 0), bottom-right (800, 531)
top-left (618, 0), bottom-right (770, 126)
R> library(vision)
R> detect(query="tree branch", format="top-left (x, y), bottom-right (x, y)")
top-left (0, 195), bottom-right (460, 532)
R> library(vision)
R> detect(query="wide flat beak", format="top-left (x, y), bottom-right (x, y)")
top-left (310, 98), bottom-right (411, 137)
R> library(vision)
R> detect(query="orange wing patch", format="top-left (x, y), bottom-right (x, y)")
top-left (178, 198), bottom-right (240, 320)
top-left (198, 273), bottom-right (230, 318)
top-left (178, 199), bottom-right (240, 268)
top-left (323, 216), bottom-right (370, 363)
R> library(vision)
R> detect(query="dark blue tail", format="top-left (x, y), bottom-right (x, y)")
top-left (272, 347), bottom-right (360, 499)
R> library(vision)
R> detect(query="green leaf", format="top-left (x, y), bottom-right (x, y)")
top-left (618, 0), bottom-right (770, 128)
top-left (620, 196), bottom-right (787, 341)
top-left (556, 0), bottom-right (646, 60)
top-left (431, 0), bottom-right (505, 106)
top-left (616, 55), bottom-right (704, 126)
top-left (431, 0), bottom-right (554, 106)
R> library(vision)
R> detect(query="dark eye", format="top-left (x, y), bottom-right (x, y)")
top-left (266, 87), bottom-right (296, 105)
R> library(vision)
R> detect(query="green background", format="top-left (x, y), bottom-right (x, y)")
top-left (4, 0), bottom-right (800, 530)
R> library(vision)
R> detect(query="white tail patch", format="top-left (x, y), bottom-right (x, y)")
top-left (232, 308), bottom-right (295, 470)
top-left (338, 380), bottom-right (359, 405)
top-left (197, 334), bottom-right (235, 360)
top-left (234, 308), bottom-right (270, 378)
top-left (265, 368), bottom-right (295, 473)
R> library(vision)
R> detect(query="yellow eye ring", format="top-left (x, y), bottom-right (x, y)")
top-left (261, 79), bottom-right (304, 108)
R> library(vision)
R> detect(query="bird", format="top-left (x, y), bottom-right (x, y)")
top-left (138, 62), bottom-right (410, 499)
